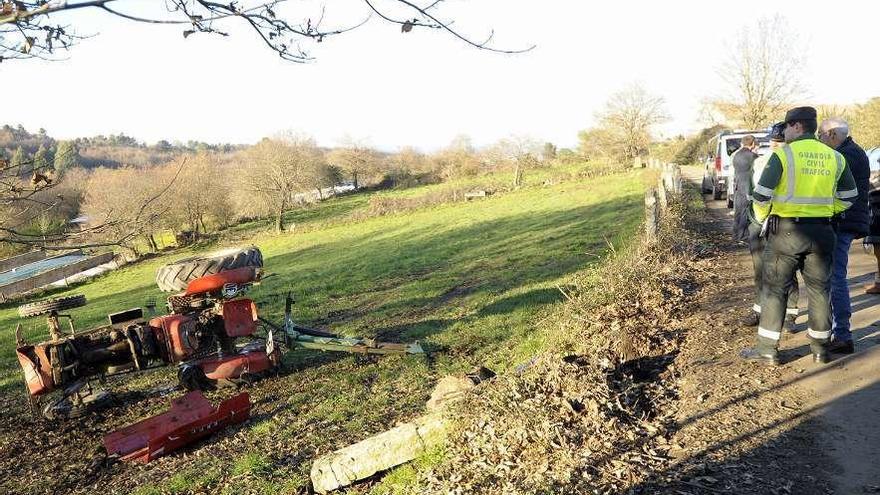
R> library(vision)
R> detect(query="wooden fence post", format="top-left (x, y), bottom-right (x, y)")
top-left (645, 187), bottom-right (659, 242)
top-left (671, 164), bottom-right (682, 194)
top-left (657, 177), bottom-right (668, 211)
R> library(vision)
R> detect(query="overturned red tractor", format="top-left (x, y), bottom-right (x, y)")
top-left (14, 246), bottom-right (423, 419)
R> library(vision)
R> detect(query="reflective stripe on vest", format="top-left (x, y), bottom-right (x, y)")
top-left (770, 140), bottom-right (843, 217)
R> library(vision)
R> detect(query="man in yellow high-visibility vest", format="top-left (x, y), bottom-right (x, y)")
top-left (741, 106), bottom-right (857, 365)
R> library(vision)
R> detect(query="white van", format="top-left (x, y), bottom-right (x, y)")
top-left (867, 147), bottom-right (880, 174)
top-left (702, 130), bottom-right (770, 207)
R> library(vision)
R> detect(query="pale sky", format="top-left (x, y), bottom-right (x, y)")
top-left (2, 0), bottom-right (878, 151)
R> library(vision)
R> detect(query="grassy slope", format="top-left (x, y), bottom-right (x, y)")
top-left (0, 169), bottom-right (645, 494)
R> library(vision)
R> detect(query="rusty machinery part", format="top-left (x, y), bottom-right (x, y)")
top-left (178, 365), bottom-right (216, 392)
top-left (178, 345), bottom-right (276, 392)
top-left (155, 246), bottom-right (263, 293)
top-left (41, 380), bottom-right (113, 420)
top-left (166, 294), bottom-right (213, 314)
top-left (18, 295), bottom-right (87, 318)
top-left (14, 248), bottom-right (425, 420)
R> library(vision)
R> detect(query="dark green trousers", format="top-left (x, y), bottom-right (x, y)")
top-left (757, 219), bottom-right (835, 354)
top-left (748, 222), bottom-right (799, 316)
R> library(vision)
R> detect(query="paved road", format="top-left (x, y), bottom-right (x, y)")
top-left (683, 165), bottom-right (880, 493)
top-left (799, 236), bottom-right (880, 494)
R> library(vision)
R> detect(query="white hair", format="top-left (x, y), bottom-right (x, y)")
top-left (821, 117), bottom-right (850, 137)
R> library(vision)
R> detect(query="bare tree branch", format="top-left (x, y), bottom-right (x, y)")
top-left (710, 15), bottom-right (805, 129)
top-left (0, 0), bottom-right (534, 62)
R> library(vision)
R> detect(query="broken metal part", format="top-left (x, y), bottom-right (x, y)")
top-left (197, 347), bottom-right (275, 381)
top-left (278, 291), bottom-right (425, 356)
top-left (16, 344), bottom-right (55, 395)
top-left (41, 380), bottom-right (112, 420)
top-left (103, 391), bottom-right (250, 463)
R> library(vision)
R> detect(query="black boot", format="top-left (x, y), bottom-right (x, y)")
top-left (828, 338), bottom-right (855, 355)
top-left (813, 350), bottom-right (830, 364)
top-left (740, 347), bottom-right (780, 365)
top-left (741, 312), bottom-right (760, 327)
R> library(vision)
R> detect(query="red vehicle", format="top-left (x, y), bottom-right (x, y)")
top-left (14, 246), bottom-right (423, 419)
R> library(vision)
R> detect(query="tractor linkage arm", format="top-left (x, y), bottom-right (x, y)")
top-left (258, 293), bottom-right (424, 357)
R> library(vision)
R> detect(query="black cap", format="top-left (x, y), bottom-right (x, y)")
top-left (784, 106), bottom-right (817, 124)
top-left (769, 122), bottom-right (786, 142)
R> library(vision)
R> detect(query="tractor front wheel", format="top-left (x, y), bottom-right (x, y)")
top-left (156, 246), bottom-right (263, 293)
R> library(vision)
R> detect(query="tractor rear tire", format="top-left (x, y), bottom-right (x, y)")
top-left (18, 295), bottom-right (87, 318)
top-left (155, 246), bottom-right (263, 293)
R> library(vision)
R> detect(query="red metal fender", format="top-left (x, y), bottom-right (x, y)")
top-left (149, 313), bottom-right (197, 363)
top-left (16, 345), bottom-right (55, 396)
top-left (221, 298), bottom-right (258, 337)
top-left (197, 349), bottom-right (275, 381)
top-left (103, 391), bottom-right (250, 463)
top-left (184, 266), bottom-right (259, 296)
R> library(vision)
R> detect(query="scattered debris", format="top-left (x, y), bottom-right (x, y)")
top-left (426, 367), bottom-right (494, 412)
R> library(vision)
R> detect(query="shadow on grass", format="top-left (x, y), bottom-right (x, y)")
top-left (254, 194), bottom-right (641, 341)
top-left (478, 287), bottom-right (565, 317)
top-left (0, 192), bottom-right (641, 396)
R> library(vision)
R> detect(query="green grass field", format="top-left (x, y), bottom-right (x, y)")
top-left (0, 168), bottom-right (646, 494)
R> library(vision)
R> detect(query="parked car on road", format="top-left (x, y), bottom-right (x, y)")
top-left (867, 147), bottom-right (880, 173)
top-left (702, 130), bottom-right (769, 207)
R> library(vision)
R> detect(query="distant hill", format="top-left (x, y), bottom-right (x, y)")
top-left (0, 124), bottom-right (244, 169)
top-left (0, 125), bottom-right (54, 156)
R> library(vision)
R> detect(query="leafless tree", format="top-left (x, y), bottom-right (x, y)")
top-left (713, 15), bottom-right (805, 129)
top-left (430, 135), bottom-right (480, 180)
top-left (0, 0), bottom-right (533, 62)
top-left (328, 138), bottom-right (380, 189)
top-left (850, 98), bottom-right (880, 148)
top-left (388, 146), bottom-right (429, 174)
top-left (483, 135), bottom-right (542, 187)
top-left (238, 136), bottom-right (321, 232)
top-left (162, 152), bottom-right (232, 237)
top-left (596, 83), bottom-right (669, 160)
top-left (80, 164), bottom-right (180, 256)
top-left (311, 162), bottom-right (342, 200)
top-left (576, 127), bottom-right (620, 162)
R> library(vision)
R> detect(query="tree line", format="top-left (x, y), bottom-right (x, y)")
top-left (25, 133), bottom-right (569, 258)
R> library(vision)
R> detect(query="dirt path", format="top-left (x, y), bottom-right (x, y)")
top-left (655, 167), bottom-right (880, 494)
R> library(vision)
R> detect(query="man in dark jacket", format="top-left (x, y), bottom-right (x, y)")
top-left (731, 135), bottom-right (758, 241)
top-left (819, 118), bottom-right (871, 354)
top-left (864, 154), bottom-right (880, 293)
